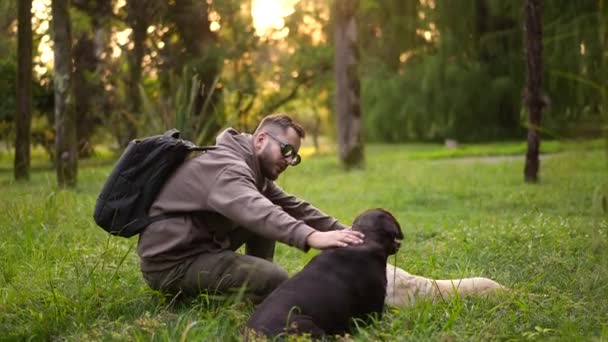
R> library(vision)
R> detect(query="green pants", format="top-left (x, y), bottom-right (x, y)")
top-left (141, 229), bottom-right (289, 302)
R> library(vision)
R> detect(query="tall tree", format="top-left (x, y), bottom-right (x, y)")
top-left (52, 0), bottom-right (78, 187)
top-left (523, 0), bottom-right (545, 183)
top-left (72, 0), bottom-right (113, 157)
top-left (15, 0), bottom-right (32, 181)
top-left (122, 0), bottom-right (150, 146)
top-left (334, 0), bottom-right (364, 168)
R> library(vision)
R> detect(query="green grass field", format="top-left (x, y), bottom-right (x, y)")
top-left (0, 141), bottom-right (607, 341)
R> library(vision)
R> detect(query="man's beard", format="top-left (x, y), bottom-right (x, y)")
top-left (260, 157), bottom-right (279, 181)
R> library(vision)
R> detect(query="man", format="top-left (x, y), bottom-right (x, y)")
top-left (138, 114), bottom-right (364, 301)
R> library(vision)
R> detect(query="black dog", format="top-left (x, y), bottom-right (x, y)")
top-left (246, 208), bottom-right (403, 339)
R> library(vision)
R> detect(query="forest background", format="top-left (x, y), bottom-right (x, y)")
top-left (1, 0), bottom-right (606, 171)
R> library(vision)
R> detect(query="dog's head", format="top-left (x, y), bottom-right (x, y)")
top-left (352, 208), bottom-right (403, 255)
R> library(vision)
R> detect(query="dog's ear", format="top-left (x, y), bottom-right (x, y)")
top-left (375, 209), bottom-right (403, 255)
top-left (375, 209), bottom-right (402, 237)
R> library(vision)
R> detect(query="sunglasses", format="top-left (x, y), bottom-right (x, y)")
top-left (264, 132), bottom-right (301, 166)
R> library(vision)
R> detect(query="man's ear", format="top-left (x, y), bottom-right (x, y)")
top-left (254, 133), bottom-right (266, 152)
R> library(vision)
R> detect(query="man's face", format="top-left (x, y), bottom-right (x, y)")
top-left (257, 127), bottom-right (302, 181)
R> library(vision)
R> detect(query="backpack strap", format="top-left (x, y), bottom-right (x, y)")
top-left (165, 128), bottom-right (218, 152)
top-left (190, 145), bottom-right (217, 152)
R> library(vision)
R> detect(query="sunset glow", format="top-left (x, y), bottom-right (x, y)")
top-left (31, 0), bottom-right (302, 77)
top-left (251, 0), bottom-right (299, 38)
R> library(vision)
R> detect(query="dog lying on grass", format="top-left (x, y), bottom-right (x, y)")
top-left (246, 208), bottom-right (403, 339)
top-left (385, 264), bottom-right (505, 307)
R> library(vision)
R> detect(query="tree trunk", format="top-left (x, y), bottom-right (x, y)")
top-left (15, 0), bottom-right (32, 181)
top-left (72, 0), bottom-right (112, 157)
top-left (52, 0), bottom-right (78, 187)
top-left (523, 0), bottom-right (544, 183)
top-left (334, 0), bottom-right (364, 169)
top-left (73, 33), bottom-right (98, 157)
top-left (122, 0), bottom-right (150, 147)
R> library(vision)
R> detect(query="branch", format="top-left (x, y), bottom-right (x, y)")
top-left (261, 62), bottom-right (330, 114)
top-left (262, 81), bottom-right (305, 115)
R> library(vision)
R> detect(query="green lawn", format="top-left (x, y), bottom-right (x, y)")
top-left (0, 141), bottom-right (607, 341)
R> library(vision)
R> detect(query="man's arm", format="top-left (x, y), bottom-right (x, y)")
top-left (206, 166), bottom-right (362, 251)
top-left (264, 181), bottom-right (349, 232)
top-left (206, 166), bottom-right (315, 250)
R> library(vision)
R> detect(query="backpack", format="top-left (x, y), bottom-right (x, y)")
top-left (93, 129), bottom-right (216, 237)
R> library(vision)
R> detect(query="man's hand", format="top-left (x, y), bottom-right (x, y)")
top-left (306, 230), bottom-right (365, 250)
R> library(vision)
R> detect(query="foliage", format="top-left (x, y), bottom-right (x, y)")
top-left (361, 0), bottom-right (605, 142)
top-left (139, 67), bottom-right (222, 145)
top-left (543, 2), bottom-right (606, 128)
top-left (0, 0), bottom-right (605, 196)
top-left (0, 57), bottom-right (17, 123)
top-left (2, 0), bottom-right (604, 148)
top-left (363, 59), bottom-right (523, 142)
top-left (0, 142), bottom-right (606, 340)
top-left (215, 0), bottom-right (336, 135)
top-left (362, 0), bottom-right (523, 142)
top-left (0, 52), bottom-right (54, 155)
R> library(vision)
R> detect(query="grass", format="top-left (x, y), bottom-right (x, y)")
top-left (0, 140), bottom-right (607, 341)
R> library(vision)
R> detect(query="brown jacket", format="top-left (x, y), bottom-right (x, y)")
top-left (137, 128), bottom-right (347, 272)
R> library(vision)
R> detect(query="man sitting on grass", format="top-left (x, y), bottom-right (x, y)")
top-left (137, 114), bottom-right (364, 302)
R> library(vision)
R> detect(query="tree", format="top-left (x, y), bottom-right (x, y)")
top-left (52, 0), bottom-right (77, 187)
top-left (334, 0), bottom-right (364, 168)
top-left (72, 0), bottom-right (113, 157)
top-left (122, 0), bottom-right (154, 146)
top-left (523, 0), bottom-right (545, 183)
top-left (15, 0), bottom-right (32, 181)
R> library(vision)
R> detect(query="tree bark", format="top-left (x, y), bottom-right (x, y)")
top-left (523, 0), bottom-right (544, 183)
top-left (52, 0), bottom-right (78, 187)
top-left (15, 0), bottom-right (33, 181)
top-left (334, 0), bottom-right (364, 169)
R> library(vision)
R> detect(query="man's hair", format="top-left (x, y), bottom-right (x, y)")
top-left (254, 113), bottom-right (306, 139)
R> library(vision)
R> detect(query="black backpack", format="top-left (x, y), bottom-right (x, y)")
top-left (93, 129), bottom-right (215, 237)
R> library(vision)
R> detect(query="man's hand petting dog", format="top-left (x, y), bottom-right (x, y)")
top-left (306, 229), bottom-right (365, 249)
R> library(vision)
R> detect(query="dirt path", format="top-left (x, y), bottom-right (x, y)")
top-left (432, 153), bottom-right (557, 164)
